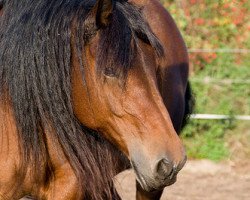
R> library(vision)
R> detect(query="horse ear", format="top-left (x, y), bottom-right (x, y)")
top-left (0, 0), bottom-right (5, 9)
top-left (94, 0), bottom-right (114, 27)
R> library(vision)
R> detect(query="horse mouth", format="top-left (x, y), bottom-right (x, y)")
top-left (131, 161), bottom-right (177, 192)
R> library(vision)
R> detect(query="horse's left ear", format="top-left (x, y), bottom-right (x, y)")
top-left (94, 0), bottom-right (114, 27)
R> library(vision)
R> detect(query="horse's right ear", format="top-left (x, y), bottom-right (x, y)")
top-left (92, 0), bottom-right (114, 27)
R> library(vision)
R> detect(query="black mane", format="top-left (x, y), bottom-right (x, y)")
top-left (0, 0), bottom-right (163, 199)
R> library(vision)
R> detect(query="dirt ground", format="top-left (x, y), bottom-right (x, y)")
top-left (115, 159), bottom-right (250, 200)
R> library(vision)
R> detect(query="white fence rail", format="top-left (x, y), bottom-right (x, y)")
top-left (188, 49), bottom-right (250, 53)
top-left (190, 114), bottom-right (250, 121)
top-left (190, 77), bottom-right (250, 84)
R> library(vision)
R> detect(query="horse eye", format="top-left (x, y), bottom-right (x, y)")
top-left (104, 67), bottom-right (117, 77)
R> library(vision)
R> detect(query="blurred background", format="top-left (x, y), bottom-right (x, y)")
top-left (116, 1), bottom-right (250, 199)
top-left (163, 0), bottom-right (250, 163)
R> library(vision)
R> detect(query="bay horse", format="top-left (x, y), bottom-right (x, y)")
top-left (0, 0), bottom-right (193, 199)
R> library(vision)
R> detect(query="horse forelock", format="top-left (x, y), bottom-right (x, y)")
top-left (97, 1), bottom-right (164, 79)
top-left (0, 0), bottom-right (161, 198)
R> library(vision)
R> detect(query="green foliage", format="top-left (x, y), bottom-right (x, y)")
top-left (161, 0), bottom-right (250, 161)
top-left (181, 120), bottom-right (232, 161)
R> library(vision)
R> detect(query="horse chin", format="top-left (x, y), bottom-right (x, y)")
top-left (132, 162), bottom-right (177, 192)
top-left (137, 174), bottom-right (177, 192)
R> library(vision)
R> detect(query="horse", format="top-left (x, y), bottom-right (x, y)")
top-left (0, 0), bottom-right (193, 199)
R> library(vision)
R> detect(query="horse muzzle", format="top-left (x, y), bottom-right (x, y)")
top-left (131, 155), bottom-right (187, 192)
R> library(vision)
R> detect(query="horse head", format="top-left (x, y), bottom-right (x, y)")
top-left (71, 0), bottom-right (186, 192)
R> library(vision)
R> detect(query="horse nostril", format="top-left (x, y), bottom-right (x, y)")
top-left (177, 155), bottom-right (187, 172)
top-left (156, 158), bottom-right (173, 178)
